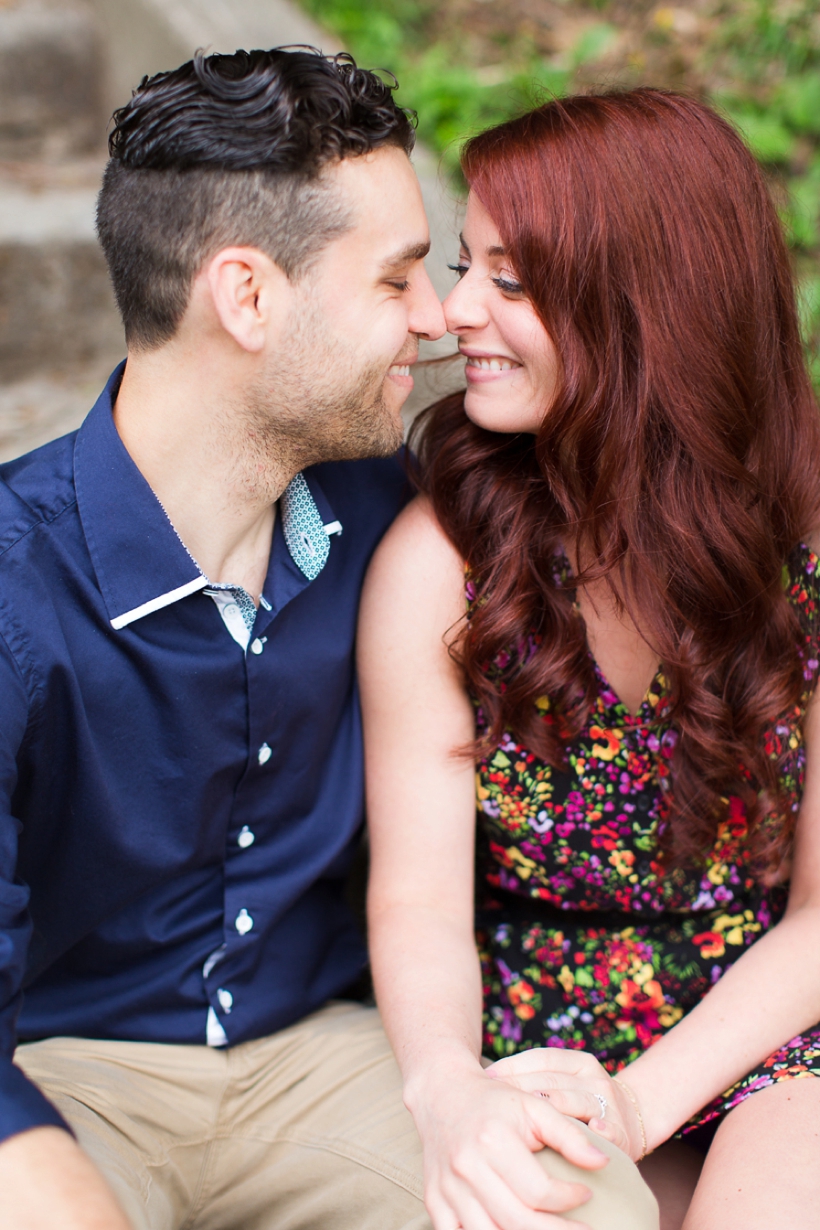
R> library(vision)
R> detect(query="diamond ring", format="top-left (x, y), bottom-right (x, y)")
top-left (594, 1093), bottom-right (608, 1119)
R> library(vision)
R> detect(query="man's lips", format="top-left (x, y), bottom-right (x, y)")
top-left (387, 353), bottom-right (418, 387)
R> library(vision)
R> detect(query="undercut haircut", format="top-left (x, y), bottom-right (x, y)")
top-left (96, 48), bottom-right (416, 349)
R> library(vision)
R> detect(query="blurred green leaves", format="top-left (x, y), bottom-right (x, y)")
top-left (299, 0), bottom-right (605, 170)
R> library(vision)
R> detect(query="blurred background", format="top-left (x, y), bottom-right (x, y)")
top-left (1, 0), bottom-right (818, 463)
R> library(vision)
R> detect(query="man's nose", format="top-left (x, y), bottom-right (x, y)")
top-left (409, 265), bottom-right (446, 341)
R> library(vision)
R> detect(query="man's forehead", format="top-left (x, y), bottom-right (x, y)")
top-left (324, 147), bottom-right (430, 265)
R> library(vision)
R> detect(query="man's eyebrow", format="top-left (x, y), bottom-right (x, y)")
top-left (380, 240), bottom-right (431, 271)
top-left (458, 232), bottom-right (506, 258)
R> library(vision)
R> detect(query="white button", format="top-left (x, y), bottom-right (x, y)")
top-left (217, 988), bottom-right (233, 1013)
top-left (250, 638), bottom-right (264, 655)
top-left (235, 908), bottom-right (254, 935)
top-left (238, 825), bottom-right (255, 848)
top-left (224, 603), bottom-right (239, 618)
top-left (257, 743), bottom-right (272, 765)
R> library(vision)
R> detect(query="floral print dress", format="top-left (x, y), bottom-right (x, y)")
top-left (473, 544), bottom-right (820, 1134)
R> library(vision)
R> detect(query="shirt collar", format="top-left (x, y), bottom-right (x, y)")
top-left (75, 364), bottom-right (341, 631)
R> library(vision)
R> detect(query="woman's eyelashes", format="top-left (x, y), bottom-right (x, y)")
top-left (492, 276), bottom-right (524, 295)
top-left (447, 261), bottom-right (524, 296)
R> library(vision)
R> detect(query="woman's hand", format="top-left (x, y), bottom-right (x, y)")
top-left (406, 1059), bottom-right (610, 1230)
top-left (485, 1049), bottom-right (647, 1162)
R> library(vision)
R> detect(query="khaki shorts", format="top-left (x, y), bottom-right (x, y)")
top-left (14, 1001), bottom-right (657, 1230)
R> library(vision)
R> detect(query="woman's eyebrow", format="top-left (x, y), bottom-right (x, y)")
top-left (458, 232), bottom-right (506, 258)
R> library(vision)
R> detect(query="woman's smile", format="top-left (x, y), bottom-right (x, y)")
top-left (461, 348), bottom-right (522, 379)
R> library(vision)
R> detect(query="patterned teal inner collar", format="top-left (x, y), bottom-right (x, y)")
top-left (281, 472), bottom-right (341, 582)
top-left (205, 473), bottom-right (342, 641)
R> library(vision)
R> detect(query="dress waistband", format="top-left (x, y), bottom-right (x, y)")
top-left (476, 886), bottom-right (665, 931)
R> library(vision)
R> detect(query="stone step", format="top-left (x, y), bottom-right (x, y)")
top-left (0, 161), bottom-right (124, 383)
top-left (0, 0), bottom-right (107, 162)
top-left (0, 356), bottom-right (121, 463)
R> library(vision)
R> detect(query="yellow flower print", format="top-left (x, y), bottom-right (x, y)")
top-left (558, 965), bottom-right (575, 994)
top-left (712, 910), bottom-right (761, 947)
top-left (589, 726), bottom-right (623, 761)
top-left (505, 847), bottom-right (538, 880)
top-left (633, 962), bottom-right (655, 988)
top-left (609, 849), bottom-right (635, 878)
top-left (658, 1005), bottom-right (684, 1028)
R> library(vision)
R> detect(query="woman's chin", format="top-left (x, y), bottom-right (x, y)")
top-left (463, 392), bottom-right (541, 436)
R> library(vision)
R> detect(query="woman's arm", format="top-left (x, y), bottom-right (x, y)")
top-left (490, 700), bottom-right (820, 1157)
top-left (617, 697), bottom-right (820, 1147)
top-left (358, 496), bottom-right (609, 1230)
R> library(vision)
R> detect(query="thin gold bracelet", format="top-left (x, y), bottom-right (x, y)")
top-left (613, 1076), bottom-right (649, 1161)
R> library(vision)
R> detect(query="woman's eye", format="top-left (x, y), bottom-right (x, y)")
top-left (447, 262), bottom-right (469, 279)
top-left (492, 276), bottom-right (525, 295)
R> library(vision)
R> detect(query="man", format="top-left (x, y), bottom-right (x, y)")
top-left (0, 47), bottom-right (655, 1230)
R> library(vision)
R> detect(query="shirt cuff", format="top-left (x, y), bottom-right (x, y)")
top-left (0, 1053), bottom-right (71, 1146)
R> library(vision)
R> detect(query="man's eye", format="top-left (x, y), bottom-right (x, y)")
top-left (492, 276), bottom-right (525, 295)
top-left (447, 263), bottom-right (469, 279)
top-left (388, 279), bottom-right (410, 292)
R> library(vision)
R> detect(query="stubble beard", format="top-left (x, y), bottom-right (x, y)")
top-left (235, 300), bottom-right (406, 503)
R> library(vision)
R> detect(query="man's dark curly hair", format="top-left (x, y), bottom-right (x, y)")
top-left (96, 47), bottom-right (416, 349)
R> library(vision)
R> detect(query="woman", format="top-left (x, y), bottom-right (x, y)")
top-left (358, 88), bottom-right (820, 1230)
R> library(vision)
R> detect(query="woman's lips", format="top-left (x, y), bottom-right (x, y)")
top-left (463, 354), bottom-right (522, 383)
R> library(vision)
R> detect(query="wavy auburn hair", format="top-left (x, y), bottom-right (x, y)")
top-left (413, 88), bottom-right (820, 868)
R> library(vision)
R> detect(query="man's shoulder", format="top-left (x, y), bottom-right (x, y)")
top-left (0, 432), bottom-right (78, 560)
top-left (309, 452), bottom-right (410, 531)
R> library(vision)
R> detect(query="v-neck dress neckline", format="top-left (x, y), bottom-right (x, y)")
top-left (552, 544), bottom-right (664, 724)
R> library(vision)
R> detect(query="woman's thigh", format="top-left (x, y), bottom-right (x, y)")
top-left (683, 1078), bottom-right (820, 1230)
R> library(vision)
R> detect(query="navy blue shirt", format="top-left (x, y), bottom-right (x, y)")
top-left (0, 365), bottom-right (407, 1143)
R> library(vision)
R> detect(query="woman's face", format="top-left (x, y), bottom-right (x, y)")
top-left (443, 192), bottom-right (560, 434)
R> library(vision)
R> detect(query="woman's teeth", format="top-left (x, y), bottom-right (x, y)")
top-left (466, 357), bottom-right (518, 371)
top-left (390, 365), bottom-right (411, 376)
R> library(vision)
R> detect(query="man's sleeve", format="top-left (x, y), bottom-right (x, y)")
top-left (0, 631), bottom-right (70, 1144)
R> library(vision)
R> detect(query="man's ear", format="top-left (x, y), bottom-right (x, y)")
top-left (204, 247), bottom-right (291, 353)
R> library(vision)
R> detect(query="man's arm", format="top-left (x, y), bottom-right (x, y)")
top-left (0, 1128), bottom-right (132, 1230)
top-left (0, 637), bottom-right (131, 1229)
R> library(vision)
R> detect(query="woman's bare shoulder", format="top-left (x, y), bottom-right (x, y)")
top-left (370, 493), bottom-right (464, 581)
top-left (361, 494), bottom-right (467, 644)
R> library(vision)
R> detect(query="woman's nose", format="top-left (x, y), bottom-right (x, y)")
top-left (443, 275), bottom-right (488, 334)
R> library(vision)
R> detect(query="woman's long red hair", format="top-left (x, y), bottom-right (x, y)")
top-left (413, 88), bottom-right (820, 868)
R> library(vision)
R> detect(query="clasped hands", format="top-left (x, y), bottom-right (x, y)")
top-left (486, 1047), bottom-right (646, 1162)
top-left (410, 1047), bottom-right (647, 1230)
